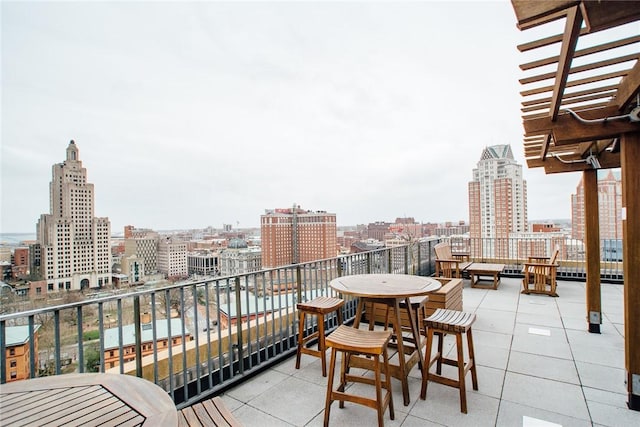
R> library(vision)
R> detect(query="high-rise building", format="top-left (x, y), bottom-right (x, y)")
top-left (32, 141), bottom-right (111, 291)
top-left (261, 206), bottom-right (337, 268)
top-left (157, 236), bottom-right (187, 279)
top-left (468, 144), bottom-right (527, 258)
top-left (124, 230), bottom-right (159, 276)
top-left (571, 170), bottom-right (622, 241)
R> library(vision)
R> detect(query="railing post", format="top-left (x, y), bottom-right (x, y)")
top-left (54, 310), bottom-right (61, 375)
top-left (77, 306), bottom-right (84, 373)
top-left (387, 249), bottom-right (392, 273)
top-left (296, 264), bottom-right (303, 303)
top-left (404, 245), bottom-right (409, 274)
top-left (234, 276), bottom-right (244, 375)
top-left (0, 320), bottom-right (5, 383)
top-left (28, 316), bottom-right (36, 379)
top-left (134, 295), bottom-right (142, 377)
top-left (366, 252), bottom-right (372, 273)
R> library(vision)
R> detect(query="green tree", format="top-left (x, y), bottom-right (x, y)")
top-left (84, 346), bottom-right (101, 373)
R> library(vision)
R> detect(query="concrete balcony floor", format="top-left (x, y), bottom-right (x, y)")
top-left (216, 277), bottom-right (640, 426)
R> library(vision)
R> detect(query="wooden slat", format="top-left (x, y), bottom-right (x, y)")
top-left (612, 59), bottom-right (640, 110)
top-left (520, 35), bottom-right (640, 71)
top-left (581, 1), bottom-right (640, 33)
top-left (522, 85), bottom-right (619, 106)
top-left (512, 1), bottom-right (578, 29)
top-left (549, 6), bottom-right (583, 120)
top-left (520, 53), bottom-right (639, 85)
top-left (521, 69), bottom-right (628, 97)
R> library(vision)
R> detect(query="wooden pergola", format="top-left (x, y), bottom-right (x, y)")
top-left (511, 1), bottom-right (640, 410)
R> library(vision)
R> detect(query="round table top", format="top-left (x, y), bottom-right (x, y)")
top-left (329, 274), bottom-right (441, 298)
top-left (1, 373), bottom-right (178, 426)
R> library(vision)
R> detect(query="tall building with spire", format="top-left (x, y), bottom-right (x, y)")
top-left (468, 144), bottom-right (528, 258)
top-left (31, 140), bottom-right (111, 291)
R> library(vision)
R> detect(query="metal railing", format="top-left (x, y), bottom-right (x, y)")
top-left (0, 239), bottom-right (440, 407)
top-left (0, 236), bottom-right (623, 408)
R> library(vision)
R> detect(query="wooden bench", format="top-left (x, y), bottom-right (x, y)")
top-left (178, 396), bottom-right (242, 427)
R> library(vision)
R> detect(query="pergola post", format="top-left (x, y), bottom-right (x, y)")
top-left (621, 131), bottom-right (640, 410)
top-left (583, 169), bottom-right (601, 333)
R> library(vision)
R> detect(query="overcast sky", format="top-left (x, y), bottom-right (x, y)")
top-left (2, 0), bottom-right (587, 233)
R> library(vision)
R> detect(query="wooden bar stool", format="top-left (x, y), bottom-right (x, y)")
top-left (324, 325), bottom-right (394, 427)
top-left (295, 296), bottom-right (345, 377)
top-left (420, 308), bottom-right (478, 413)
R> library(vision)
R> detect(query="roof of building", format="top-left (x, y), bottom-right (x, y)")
top-left (103, 318), bottom-right (189, 350)
top-left (5, 324), bottom-right (41, 347)
top-left (218, 289), bottom-right (328, 319)
top-left (228, 238), bottom-right (248, 249)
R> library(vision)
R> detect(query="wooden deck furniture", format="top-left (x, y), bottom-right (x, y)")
top-left (434, 242), bottom-right (471, 278)
top-left (330, 274), bottom-right (441, 406)
top-left (0, 373), bottom-right (178, 426)
top-left (420, 309), bottom-right (478, 414)
top-left (466, 263), bottom-right (505, 290)
top-left (178, 396), bottom-right (242, 427)
top-left (522, 247), bottom-right (560, 297)
top-left (295, 296), bottom-right (345, 377)
top-left (363, 277), bottom-right (464, 332)
top-left (323, 325), bottom-right (394, 427)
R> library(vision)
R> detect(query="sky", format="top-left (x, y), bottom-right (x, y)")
top-left (1, 0), bottom-right (586, 233)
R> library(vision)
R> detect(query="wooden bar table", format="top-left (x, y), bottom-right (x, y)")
top-left (330, 273), bottom-right (441, 406)
top-left (0, 373), bottom-right (178, 426)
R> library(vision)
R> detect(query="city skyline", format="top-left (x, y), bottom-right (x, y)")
top-left (2, 1), bottom-right (583, 234)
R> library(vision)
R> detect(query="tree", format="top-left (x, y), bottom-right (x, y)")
top-left (84, 345), bottom-right (101, 373)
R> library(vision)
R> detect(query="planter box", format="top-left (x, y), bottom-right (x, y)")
top-left (363, 277), bottom-right (464, 327)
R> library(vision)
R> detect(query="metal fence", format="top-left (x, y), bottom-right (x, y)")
top-left (0, 236), bottom-right (623, 407)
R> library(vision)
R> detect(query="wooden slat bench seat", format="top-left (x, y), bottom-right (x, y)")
top-left (178, 396), bottom-right (242, 427)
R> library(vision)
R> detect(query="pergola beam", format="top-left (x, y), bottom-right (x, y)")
top-left (549, 6), bottom-right (582, 121)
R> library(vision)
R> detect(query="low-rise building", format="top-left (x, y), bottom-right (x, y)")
top-left (4, 324), bottom-right (40, 382)
top-left (103, 318), bottom-right (191, 369)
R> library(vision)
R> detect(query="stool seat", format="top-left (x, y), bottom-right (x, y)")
top-left (297, 296), bottom-right (344, 314)
top-left (325, 324), bottom-right (392, 354)
top-left (424, 308), bottom-right (475, 333)
top-left (420, 308), bottom-right (478, 414)
top-left (296, 296), bottom-right (344, 377)
top-left (324, 325), bottom-right (394, 427)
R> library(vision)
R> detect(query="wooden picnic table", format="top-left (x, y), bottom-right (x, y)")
top-left (0, 373), bottom-right (177, 426)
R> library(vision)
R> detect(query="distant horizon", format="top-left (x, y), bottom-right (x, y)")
top-left (1, 217), bottom-right (573, 237)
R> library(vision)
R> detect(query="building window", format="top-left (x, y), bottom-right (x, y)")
top-left (9, 348), bottom-right (15, 356)
top-left (10, 360), bottom-right (17, 368)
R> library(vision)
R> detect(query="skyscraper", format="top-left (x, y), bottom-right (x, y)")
top-left (468, 144), bottom-right (527, 258)
top-left (261, 206), bottom-right (337, 268)
top-left (571, 170), bottom-right (622, 241)
top-left (32, 141), bottom-right (111, 291)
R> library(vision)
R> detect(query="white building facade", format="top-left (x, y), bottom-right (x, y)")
top-left (157, 237), bottom-right (188, 279)
top-left (34, 141), bottom-right (111, 291)
top-left (469, 144), bottom-right (528, 258)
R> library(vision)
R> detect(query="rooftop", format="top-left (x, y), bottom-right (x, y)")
top-left (214, 277), bottom-right (639, 426)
